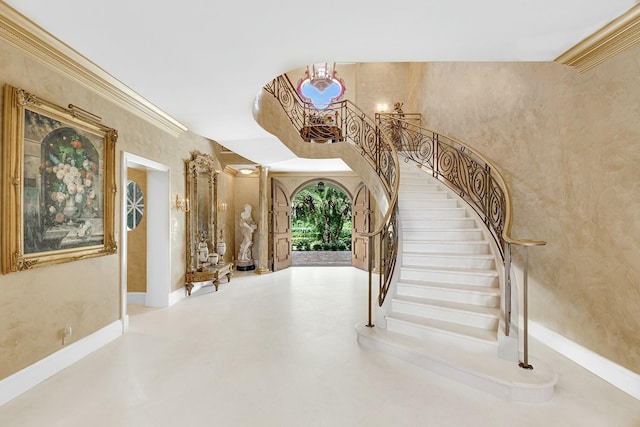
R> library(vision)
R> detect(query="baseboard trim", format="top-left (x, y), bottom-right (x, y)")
top-left (168, 286), bottom-right (190, 307)
top-left (0, 319), bottom-right (123, 406)
top-left (529, 321), bottom-right (639, 400)
top-left (127, 292), bottom-right (146, 305)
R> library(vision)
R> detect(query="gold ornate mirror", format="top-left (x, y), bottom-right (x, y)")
top-left (185, 152), bottom-right (218, 272)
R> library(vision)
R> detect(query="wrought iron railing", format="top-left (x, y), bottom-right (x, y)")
top-left (264, 75), bottom-right (400, 325)
top-left (376, 113), bottom-right (507, 255)
top-left (376, 113), bottom-right (546, 369)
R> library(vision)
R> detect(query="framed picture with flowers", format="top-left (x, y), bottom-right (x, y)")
top-left (1, 84), bottom-right (117, 273)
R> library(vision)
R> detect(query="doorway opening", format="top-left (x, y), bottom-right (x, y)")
top-left (290, 180), bottom-right (352, 266)
top-left (120, 152), bottom-right (171, 331)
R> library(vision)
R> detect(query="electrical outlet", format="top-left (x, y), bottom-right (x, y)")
top-left (62, 326), bottom-right (73, 345)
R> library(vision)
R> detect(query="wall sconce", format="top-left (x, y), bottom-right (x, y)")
top-left (217, 201), bottom-right (228, 213)
top-left (376, 103), bottom-right (389, 113)
top-left (176, 194), bottom-right (190, 212)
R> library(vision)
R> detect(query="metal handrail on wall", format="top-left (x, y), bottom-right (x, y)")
top-left (264, 75), bottom-right (400, 328)
top-left (376, 113), bottom-right (546, 369)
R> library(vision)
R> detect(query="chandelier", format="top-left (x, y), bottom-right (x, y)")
top-left (296, 62), bottom-right (345, 110)
top-left (307, 62), bottom-right (336, 91)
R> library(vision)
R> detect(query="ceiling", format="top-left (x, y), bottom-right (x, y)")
top-left (4, 0), bottom-right (636, 171)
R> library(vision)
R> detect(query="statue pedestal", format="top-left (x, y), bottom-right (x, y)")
top-left (236, 259), bottom-right (255, 271)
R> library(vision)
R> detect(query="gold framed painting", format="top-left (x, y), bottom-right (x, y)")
top-left (1, 85), bottom-right (118, 273)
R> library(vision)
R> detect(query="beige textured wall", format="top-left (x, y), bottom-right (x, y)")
top-left (0, 39), bottom-right (217, 379)
top-left (410, 46), bottom-right (640, 373)
top-left (356, 63), bottom-right (410, 117)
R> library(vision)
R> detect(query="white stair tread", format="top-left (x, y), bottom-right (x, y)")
top-left (403, 240), bottom-right (490, 247)
top-left (402, 252), bottom-right (494, 260)
top-left (402, 227), bottom-right (483, 232)
top-left (386, 312), bottom-right (497, 343)
top-left (398, 190), bottom-right (447, 195)
top-left (401, 207), bottom-right (465, 212)
top-left (393, 296), bottom-right (501, 318)
top-left (397, 279), bottom-right (500, 295)
top-left (401, 265), bottom-right (499, 277)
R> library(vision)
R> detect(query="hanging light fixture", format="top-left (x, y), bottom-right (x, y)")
top-left (317, 181), bottom-right (325, 193)
top-left (308, 62), bottom-right (336, 91)
top-left (296, 63), bottom-right (345, 110)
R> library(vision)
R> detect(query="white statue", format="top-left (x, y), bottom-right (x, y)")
top-left (238, 204), bottom-right (257, 261)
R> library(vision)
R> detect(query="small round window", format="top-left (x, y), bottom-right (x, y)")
top-left (126, 180), bottom-right (144, 230)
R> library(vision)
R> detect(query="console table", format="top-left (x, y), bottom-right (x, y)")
top-left (185, 262), bottom-right (233, 295)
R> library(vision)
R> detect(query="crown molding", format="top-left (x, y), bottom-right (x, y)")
top-left (223, 166), bottom-right (239, 177)
top-left (556, 3), bottom-right (640, 73)
top-left (0, 3), bottom-right (188, 136)
top-left (269, 171), bottom-right (358, 178)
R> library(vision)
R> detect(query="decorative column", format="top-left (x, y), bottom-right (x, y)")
top-left (255, 165), bottom-right (272, 274)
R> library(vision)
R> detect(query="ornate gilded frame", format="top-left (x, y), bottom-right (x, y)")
top-left (185, 151), bottom-right (218, 272)
top-left (1, 84), bottom-right (118, 273)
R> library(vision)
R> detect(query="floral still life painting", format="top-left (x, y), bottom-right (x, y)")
top-left (1, 85), bottom-right (117, 273)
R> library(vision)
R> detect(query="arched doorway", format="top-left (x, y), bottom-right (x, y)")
top-left (290, 179), bottom-right (353, 267)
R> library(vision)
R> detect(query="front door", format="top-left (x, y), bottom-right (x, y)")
top-left (352, 183), bottom-right (370, 271)
top-left (272, 179), bottom-right (292, 271)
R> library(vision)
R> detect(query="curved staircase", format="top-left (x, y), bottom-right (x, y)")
top-left (357, 161), bottom-right (556, 402)
top-left (257, 75), bottom-right (556, 402)
top-left (389, 161), bottom-right (501, 352)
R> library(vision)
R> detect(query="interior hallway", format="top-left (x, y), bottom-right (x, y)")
top-left (1, 267), bottom-right (638, 427)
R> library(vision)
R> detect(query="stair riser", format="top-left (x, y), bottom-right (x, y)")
top-left (398, 189), bottom-right (441, 198)
top-left (391, 301), bottom-right (499, 330)
top-left (398, 199), bottom-right (459, 209)
top-left (402, 229), bottom-right (485, 241)
top-left (396, 284), bottom-right (500, 307)
top-left (403, 241), bottom-right (490, 254)
top-left (402, 254), bottom-right (495, 269)
top-left (399, 191), bottom-right (448, 201)
top-left (400, 268), bottom-right (498, 286)
top-left (385, 319), bottom-right (498, 353)
top-left (399, 183), bottom-right (440, 191)
top-left (401, 209), bottom-right (467, 219)
top-left (401, 218), bottom-right (477, 229)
